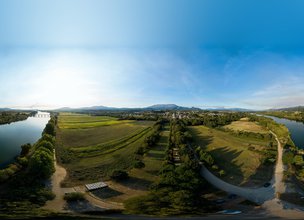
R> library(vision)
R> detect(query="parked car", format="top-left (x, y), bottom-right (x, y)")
top-left (228, 193), bottom-right (237, 199)
top-left (215, 199), bottom-right (226, 204)
top-left (217, 210), bottom-right (242, 215)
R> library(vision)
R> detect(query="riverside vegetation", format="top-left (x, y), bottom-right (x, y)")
top-left (0, 111), bottom-right (34, 125)
top-left (0, 116), bottom-right (56, 217)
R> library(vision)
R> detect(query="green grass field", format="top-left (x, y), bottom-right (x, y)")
top-left (224, 118), bottom-right (269, 134)
top-left (189, 125), bottom-right (274, 186)
top-left (58, 113), bottom-right (133, 129)
top-left (56, 113), bottom-right (155, 186)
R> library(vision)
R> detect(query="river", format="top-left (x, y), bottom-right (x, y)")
top-left (263, 115), bottom-right (304, 149)
top-left (0, 111), bottom-right (50, 168)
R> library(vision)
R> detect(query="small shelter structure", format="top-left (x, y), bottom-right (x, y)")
top-left (85, 181), bottom-right (108, 191)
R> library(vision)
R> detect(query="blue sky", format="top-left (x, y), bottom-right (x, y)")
top-left (0, 0), bottom-right (304, 109)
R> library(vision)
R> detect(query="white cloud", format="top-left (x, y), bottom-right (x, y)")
top-left (241, 76), bottom-right (304, 109)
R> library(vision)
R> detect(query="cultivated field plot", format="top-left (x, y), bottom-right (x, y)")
top-left (92, 125), bottom-right (170, 203)
top-left (56, 113), bottom-right (155, 186)
top-left (189, 125), bottom-right (274, 186)
top-left (58, 113), bottom-right (133, 129)
top-left (224, 118), bottom-right (269, 134)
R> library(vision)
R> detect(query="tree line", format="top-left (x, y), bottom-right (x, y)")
top-left (0, 111), bottom-right (35, 125)
top-left (183, 112), bottom-right (246, 128)
top-left (0, 116), bottom-right (57, 213)
top-left (125, 120), bottom-right (215, 215)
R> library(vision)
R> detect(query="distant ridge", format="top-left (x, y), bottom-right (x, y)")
top-left (202, 107), bottom-right (253, 112)
top-left (0, 108), bottom-right (11, 111)
top-left (54, 104), bottom-right (201, 111)
top-left (270, 106), bottom-right (304, 111)
top-left (145, 104), bottom-right (200, 111)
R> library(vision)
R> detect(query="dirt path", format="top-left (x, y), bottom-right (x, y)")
top-left (262, 132), bottom-right (304, 219)
top-left (43, 150), bottom-right (123, 212)
top-left (44, 150), bottom-right (70, 212)
top-left (270, 131), bottom-right (286, 195)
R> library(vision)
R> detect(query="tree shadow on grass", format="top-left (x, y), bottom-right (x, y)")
top-left (91, 187), bottom-right (123, 199)
top-left (243, 159), bottom-right (274, 187)
top-left (190, 128), bottom-right (245, 185)
top-left (118, 176), bottom-right (153, 191)
top-left (145, 170), bottom-right (160, 176)
top-left (66, 199), bottom-right (105, 212)
top-left (208, 146), bottom-right (245, 185)
top-left (190, 128), bottom-right (214, 148)
top-left (146, 152), bottom-right (164, 160)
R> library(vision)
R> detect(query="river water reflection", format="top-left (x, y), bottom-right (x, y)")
top-left (0, 112), bottom-right (49, 168)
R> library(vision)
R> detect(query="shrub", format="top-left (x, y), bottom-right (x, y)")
top-left (64, 192), bottom-right (85, 201)
top-left (43, 122), bottom-right (56, 136)
top-left (28, 149), bottom-right (55, 179)
top-left (293, 155), bottom-right (304, 166)
top-left (135, 146), bottom-right (145, 155)
top-left (211, 165), bottom-right (219, 170)
top-left (20, 143), bottom-right (31, 156)
top-left (0, 170), bottom-right (10, 182)
top-left (38, 140), bottom-right (54, 152)
top-left (110, 170), bottom-right (129, 181)
top-left (134, 160), bottom-right (145, 169)
top-left (40, 134), bottom-right (55, 145)
top-left (17, 156), bottom-right (29, 167)
top-left (219, 170), bottom-right (226, 176)
top-left (283, 151), bottom-right (295, 165)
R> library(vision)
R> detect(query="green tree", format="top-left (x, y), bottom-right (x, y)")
top-left (170, 190), bottom-right (197, 212)
top-left (38, 140), bottom-right (54, 152)
top-left (20, 143), bottom-right (31, 156)
top-left (43, 122), bottom-right (55, 136)
top-left (134, 160), bottom-right (145, 169)
top-left (40, 134), bottom-right (55, 144)
top-left (283, 152), bottom-right (295, 165)
top-left (293, 155), bottom-right (304, 166)
top-left (110, 170), bottom-right (129, 181)
top-left (28, 150), bottom-right (55, 179)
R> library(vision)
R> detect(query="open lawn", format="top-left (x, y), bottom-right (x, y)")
top-left (56, 113), bottom-right (155, 187)
top-left (224, 118), bottom-right (268, 134)
top-left (189, 126), bottom-right (274, 186)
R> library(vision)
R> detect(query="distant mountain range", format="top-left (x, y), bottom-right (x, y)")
top-left (2, 104), bottom-right (303, 112)
top-left (56, 104), bottom-right (201, 111)
top-left (55, 104), bottom-right (253, 112)
top-left (203, 107), bottom-right (254, 112)
top-left (0, 108), bottom-right (11, 111)
top-left (270, 106), bottom-right (304, 111)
